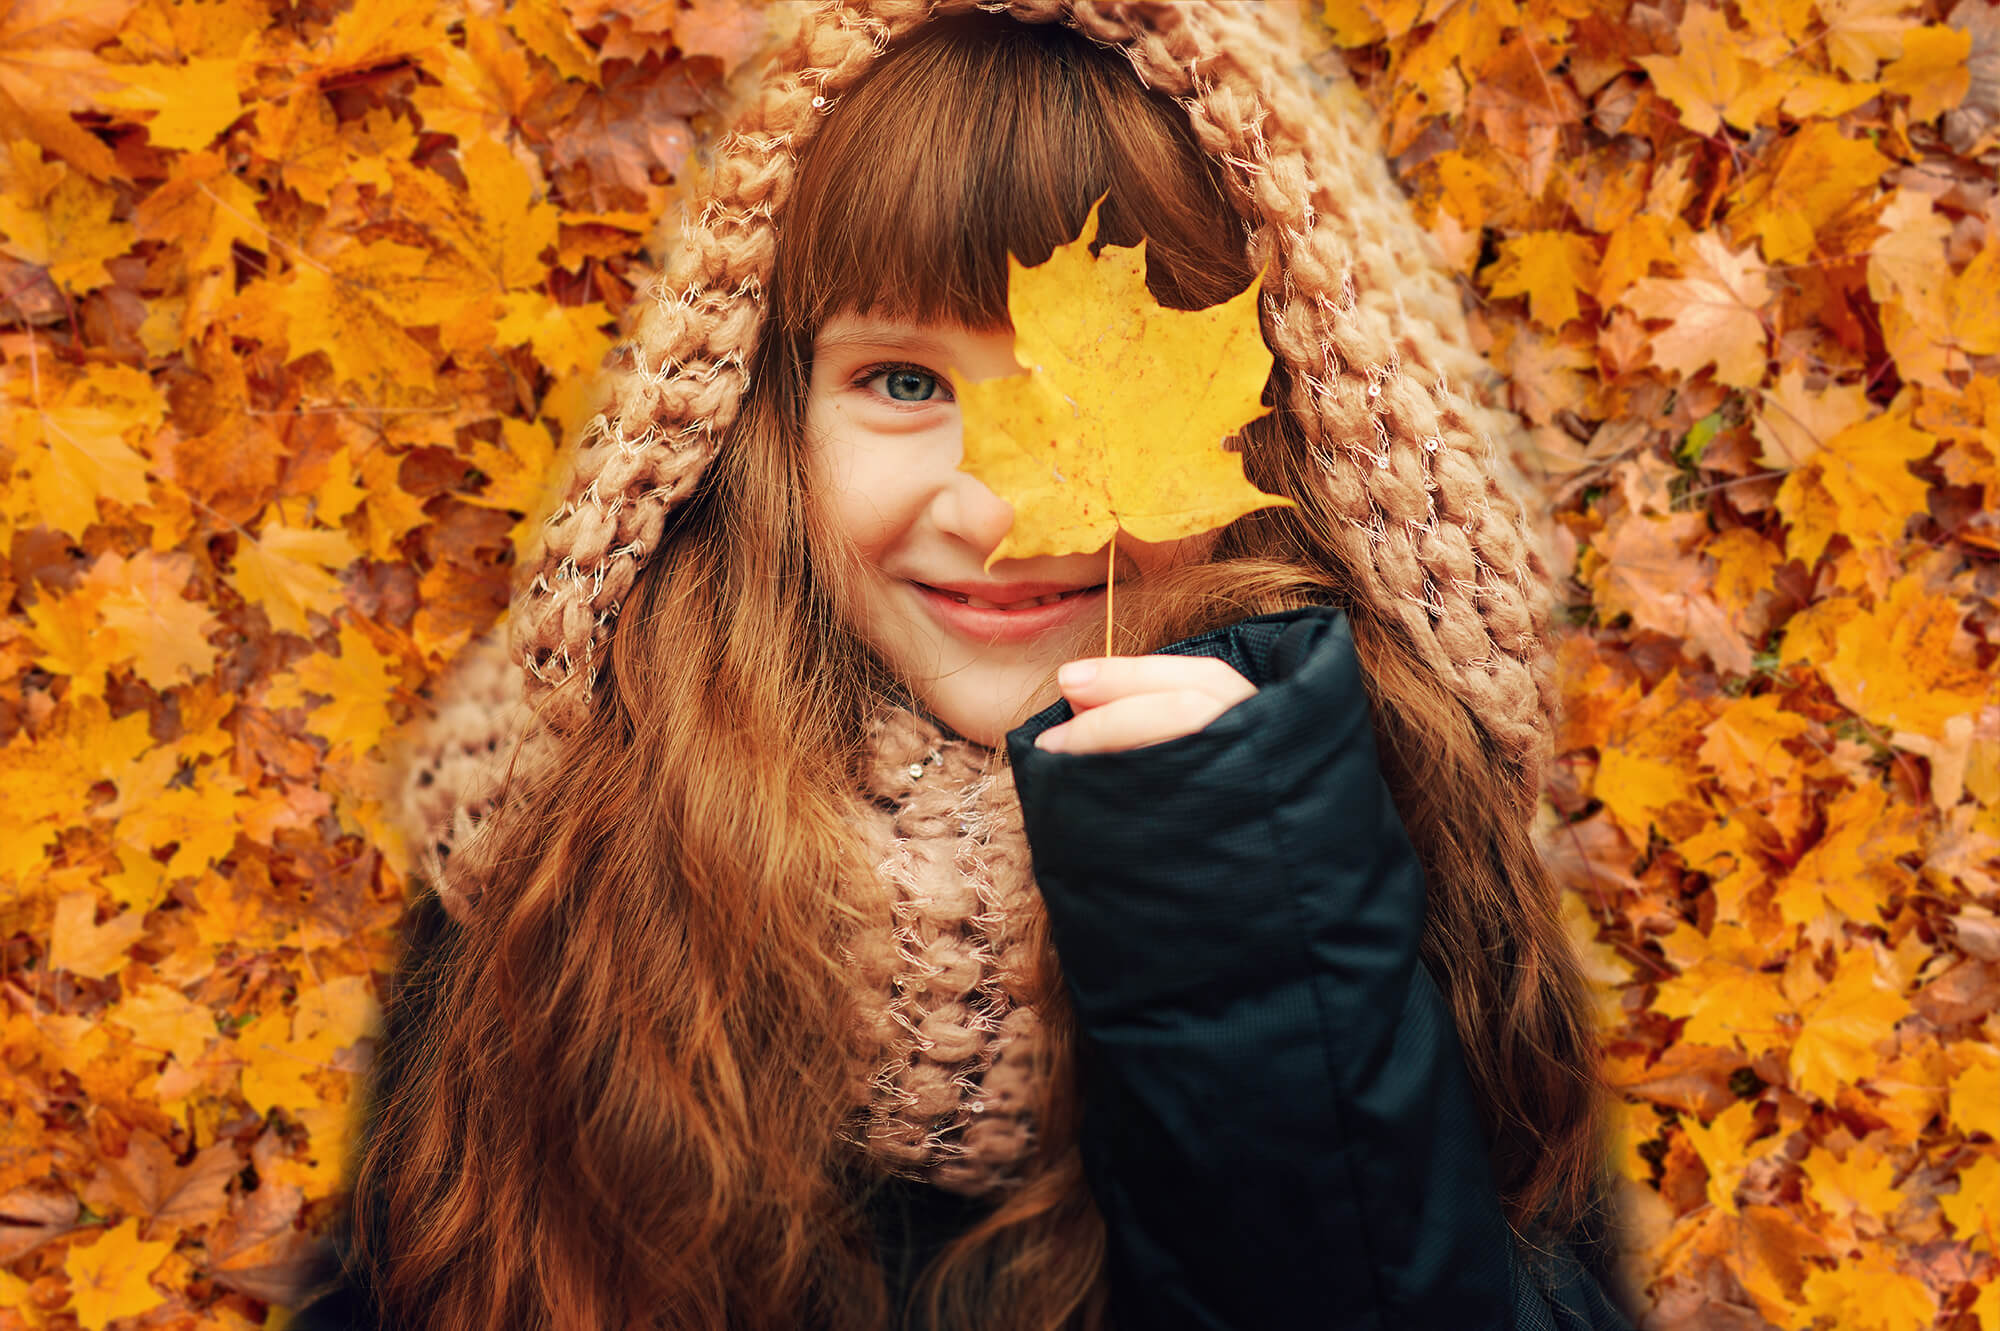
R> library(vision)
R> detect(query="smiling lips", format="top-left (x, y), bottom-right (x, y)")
top-left (909, 579), bottom-right (1107, 643)
top-left (919, 580), bottom-right (1103, 611)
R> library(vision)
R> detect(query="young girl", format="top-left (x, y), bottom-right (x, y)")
top-left (297, 5), bottom-right (1635, 1328)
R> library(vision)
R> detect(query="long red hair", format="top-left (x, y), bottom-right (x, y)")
top-left (349, 16), bottom-right (1604, 1330)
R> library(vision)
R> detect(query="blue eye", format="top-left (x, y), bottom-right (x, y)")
top-left (862, 365), bottom-right (949, 403)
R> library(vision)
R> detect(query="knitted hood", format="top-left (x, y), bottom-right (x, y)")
top-left (404, 0), bottom-right (1554, 890)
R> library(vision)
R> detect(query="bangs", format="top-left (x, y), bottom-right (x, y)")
top-left (771, 12), bottom-right (1253, 336)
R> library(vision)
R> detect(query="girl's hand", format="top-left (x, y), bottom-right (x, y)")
top-left (1035, 656), bottom-right (1257, 754)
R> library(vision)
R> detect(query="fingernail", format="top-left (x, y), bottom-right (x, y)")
top-left (1036, 728), bottom-right (1067, 753)
top-left (1057, 661), bottom-right (1096, 689)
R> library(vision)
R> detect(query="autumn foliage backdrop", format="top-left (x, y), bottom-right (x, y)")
top-left (1, 0), bottom-right (1997, 1326)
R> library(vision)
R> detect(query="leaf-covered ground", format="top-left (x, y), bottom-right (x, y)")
top-left (0, 0), bottom-right (1995, 1326)
top-left (1330, 0), bottom-right (2000, 1324)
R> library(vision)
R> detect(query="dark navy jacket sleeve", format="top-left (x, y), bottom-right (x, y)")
top-left (1006, 607), bottom-right (1531, 1330)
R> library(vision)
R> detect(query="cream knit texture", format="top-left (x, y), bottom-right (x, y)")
top-left (849, 708), bottom-right (1044, 1193)
top-left (402, 0), bottom-right (1556, 1198)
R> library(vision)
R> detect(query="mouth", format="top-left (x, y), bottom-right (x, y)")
top-left (907, 580), bottom-right (1108, 643)
top-left (917, 583), bottom-right (1105, 611)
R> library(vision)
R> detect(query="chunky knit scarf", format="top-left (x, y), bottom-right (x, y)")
top-left (402, 0), bottom-right (1560, 1200)
top-left (402, 646), bottom-right (1049, 1197)
top-left (848, 707), bottom-right (1045, 1195)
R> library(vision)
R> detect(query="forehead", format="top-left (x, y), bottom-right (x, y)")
top-left (813, 313), bottom-right (1000, 355)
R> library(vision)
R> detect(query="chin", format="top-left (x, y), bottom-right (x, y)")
top-left (921, 674), bottom-right (1058, 749)
top-left (923, 702), bottom-right (1019, 750)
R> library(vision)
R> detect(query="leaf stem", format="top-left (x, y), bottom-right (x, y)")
top-left (1104, 541), bottom-right (1114, 658)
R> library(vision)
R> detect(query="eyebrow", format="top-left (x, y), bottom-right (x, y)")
top-left (812, 325), bottom-right (959, 359)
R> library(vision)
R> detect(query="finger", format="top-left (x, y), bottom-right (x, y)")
top-left (1035, 688), bottom-right (1240, 755)
top-left (1055, 654), bottom-right (1255, 713)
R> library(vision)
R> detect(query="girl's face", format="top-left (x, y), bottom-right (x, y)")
top-left (806, 312), bottom-right (1212, 748)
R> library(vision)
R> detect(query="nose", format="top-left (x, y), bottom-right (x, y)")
top-left (929, 464), bottom-right (1017, 562)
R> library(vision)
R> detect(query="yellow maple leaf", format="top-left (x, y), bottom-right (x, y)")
top-left (251, 91), bottom-right (344, 206)
top-left (410, 16), bottom-right (551, 149)
top-left (1806, 406), bottom-right (1936, 552)
top-left (1482, 230), bottom-right (1598, 329)
top-left (1607, 1097), bottom-right (1665, 1183)
top-left (1787, 946), bottom-right (1910, 1104)
top-left (1773, 464), bottom-right (1843, 566)
top-left (1800, 1145), bottom-right (1902, 1229)
top-left (114, 761), bottom-right (247, 880)
top-left (49, 891), bottom-right (147, 981)
top-left (505, 0), bottom-right (598, 83)
top-left (1866, 191), bottom-right (2000, 384)
top-left (108, 982), bottom-right (215, 1070)
top-left (1951, 1057), bottom-right (2000, 1142)
top-left (293, 973), bottom-right (381, 1061)
top-left (1816, 574), bottom-right (1994, 740)
top-left (0, 154), bottom-right (135, 292)
top-left (114, 0), bottom-right (267, 63)
top-left (80, 550), bottom-right (219, 688)
top-left (229, 520), bottom-right (359, 636)
top-left (1635, 6), bottom-right (1787, 136)
top-left (1943, 241), bottom-right (2000, 358)
top-left (1590, 674), bottom-right (1711, 841)
top-left (1678, 1099), bottom-right (1760, 1214)
top-left (238, 973), bottom-right (379, 1118)
top-left (0, 697), bottom-right (155, 886)
top-left (1882, 24), bottom-right (1973, 121)
top-left (266, 622), bottom-right (400, 760)
top-left (1779, 71), bottom-right (1884, 120)
top-left (354, 446), bottom-right (431, 562)
top-left (1780, 782), bottom-right (1919, 927)
top-left (274, 239), bottom-right (450, 398)
top-left (1593, 214), bottom-right (1680, 308)
top-left (1677, 829), bottom-right (1784, 946)
top-left (495, 291), bottom-right (614, 377)
top-left (1819, 0), bottom-right (1918, 81)
top-left (102, 57), bottom-right (244, 151)
top-left (61, 1218), bottom-right (173, 1331)
top-left (1800, 1240), bottom-right (1936, 1330)
top-left (1753, 366), bottom-right (1872, 470)
top-left (464, 417), bottom-right (567, 561)
top-left (1705, 527), bottom-right (1783, 619)
top-left (317, 0), bottom-right (450, 73)
top-left (1426, 148), bottom-right (1503, 236)
top-left (22, 587), bottom-right (111, 696)
top-left (386, 136), bottom-right (558, 295)
top-left (0, 0), bottom-right (136, 180)
top-left (1867, 189), bottom-right (1953, 312)
top-left (951, 200), bottom-right (1291, 576)
top-left (1870, 1047), bottom-right (1950, 1143)
top-left (1696, 693), bottom-right (1810, 791)
top-left (309, 445), bottom-right (371, 528)
top-left (1736, 0), bottom-right (1816, 51)
top-left (1728, 122), bottom-right (1895, 265)
top-left (1654, 953), bottom-right (1792, 1058)
top-left (1943, 1152), bottom-right (2000, 1250)
top-left (1620, 230), bottom-right (1770, 389)
top-left (4, 392), bottom-right (157, 537)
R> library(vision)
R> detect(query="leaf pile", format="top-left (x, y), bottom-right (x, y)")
top-left (1326, 0), bottom-right (2000, 1325)
top-left (0, 0), bottom-right (762, 1323)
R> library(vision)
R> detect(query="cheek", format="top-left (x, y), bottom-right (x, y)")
top-left (806, 410), bottom-right (918, 564)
